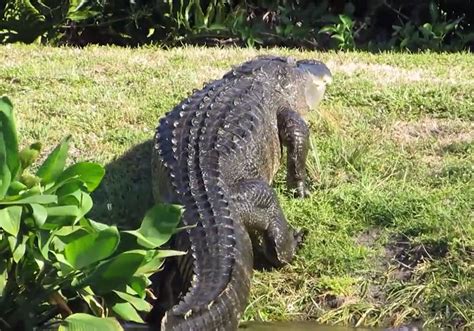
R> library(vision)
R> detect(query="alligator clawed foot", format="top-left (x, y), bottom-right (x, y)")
top-left (293, 228), bottom-right (307, 251)
top-left (290, 181), bottom-right (311, 199)
top-left (299, 187), bottom-right (311, 199)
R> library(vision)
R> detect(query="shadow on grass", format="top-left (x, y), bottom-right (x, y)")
top-left (90, 139), bottom-right (155, 229)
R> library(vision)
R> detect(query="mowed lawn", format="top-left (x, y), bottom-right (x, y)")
top-left (0, 45), bottom-right (472, 328)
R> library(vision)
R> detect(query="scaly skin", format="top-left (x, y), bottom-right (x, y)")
top-left (150, 56), bottom-right (332, 330)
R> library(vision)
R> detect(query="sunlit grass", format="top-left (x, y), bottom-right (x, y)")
top-left (0, 45), bottom-right (472, 328)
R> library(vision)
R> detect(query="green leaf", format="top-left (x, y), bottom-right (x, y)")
top-left (9, 235), bottom-right (27, 262)
top-left (332, 34), bottom-right (346, 42)
top-left (86, 250), bottom-right (146, 294)
top-left (208, 23), bottom-right (228, 31)
top-left (122, 230), bottom-right (155, 249)
top-left (46, 205), bottom-right (80, 217)
top-left (55, 180), bottom-right (84, 196)
top-left (55, 226), bottom-right (90, 246)
top-left (36, 135), bottom-right (71, 184)
top-left (111, 302), bottom-right (144, 323)
top-left (339, 14), bottom-right (353, 28)
top-left (38, 230), bottom-right (52, 259)
top-left (60, 190), bottom-right (93, 222)
top-left (135, 250), bottom-right (165, 275)
top-left (400, 37), bottom-right (410, 48)
top-left (68, 10), bottom-right (100, 21)
top-left (80, 217), bottom-right (109, 232)
top-left (319, 26), bottom-right (336, 34)
top-left (129, 276), bottom-right (150, 299)
top-left (429, 1), bottom-right (439, 22)
top-left (65, 226), bottom-right (119, 269)
top-left (0, 264), bottom-right (6, 296)
top-left (0, 155), bottom-right (11, 200)
top-left (193, 0), bottom-right (206, 28)
top-left (19, 142), bottom-right (41, 170)
top-left (125, 204), bottom-right (182, 249)
top-left (0, 194), bottom-right (57, 205)
top-left (57, 162), bottom-right (105, 192)
top-left (113, 290), bottom-right (152, 312)
top-left (0, 206), bottom-right (22, 236)
top-left (81, 292), bottom-right (105, 317)
top-left (20, 172), bottom-right (41, 188)
top-left (59, 313), bottom-right (123, 331)
top-left (137, 249), bottom-right (185, 276)
top-left (47, 176), bottom-right (82, 195)
top-left (42, 205), bottom-right (81, 229)
top-left (422, 23), bottom-right (433, 32)
top-left (7, 180), bottom-right (27, 195)
top-left (214, 1), bottom-right (226, 24)
top-left (156, 249), bottom-right (186, 259)
top-left (52, 251), bottom-right (74, 274)
top-left (0, 97), bottom-right (20, 188)
top-left (41, 205), bottom-right (82, 230)
top-left (30, 203), bottom-right (47, 227)
top-left (73, 0), bottom-right (97, 12)
top-left (183, 0), bottom-right (193, 30)
top-left (444, 21), bottom-right (459, 33)
top-left (13, 240), bottom-right (26, 262)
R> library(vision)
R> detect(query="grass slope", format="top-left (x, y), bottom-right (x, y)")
top-left (0, 45), bottom-right (472, 328)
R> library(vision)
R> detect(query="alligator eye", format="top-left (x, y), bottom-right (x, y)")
top-left (297, 60), bottom-right (332, 81)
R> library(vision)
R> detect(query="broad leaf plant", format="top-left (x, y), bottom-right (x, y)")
top-left (0, 96), bottom-right (182, 330)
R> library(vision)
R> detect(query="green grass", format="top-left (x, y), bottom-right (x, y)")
top-left (0, 45), bottom-right (473, 329)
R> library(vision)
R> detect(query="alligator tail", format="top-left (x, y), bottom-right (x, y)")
top-left (161, 218), bottom-right (253, 331)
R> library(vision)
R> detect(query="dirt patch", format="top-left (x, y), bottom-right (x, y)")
top-left (326, 60), bottom-right (426, 85)
top-left (419, 155), bottom-right (444, 169)
top-left (325, 60), bottom-right (473, 86)
top-left (356, 230), bottom-right (448, 284)
top-left (355, 228), bottom-right (383, 248)
top-left (391, 118), bottom-right (473, 145)
top-left (384, 239), bottom-right (449, 281)
top-left (390, 118), bottom-right (473, 167)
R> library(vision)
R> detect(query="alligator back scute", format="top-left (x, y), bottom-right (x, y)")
top-left (152, 56), bottom-right (332, 330)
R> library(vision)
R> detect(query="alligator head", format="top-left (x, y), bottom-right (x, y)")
top-left (296, 59), bottom-right (332, 111)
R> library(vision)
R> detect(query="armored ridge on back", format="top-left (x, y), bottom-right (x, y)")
top-left (150, 56), bottom-right (332, 330)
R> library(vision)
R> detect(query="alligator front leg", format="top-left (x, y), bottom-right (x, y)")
top-left (232, 180), bottom-right (304, 268)
top-left (278, 109), bottom-right (310, 198)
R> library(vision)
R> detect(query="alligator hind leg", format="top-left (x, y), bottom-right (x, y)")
top-left (232, 179), bottom-right (305, 268)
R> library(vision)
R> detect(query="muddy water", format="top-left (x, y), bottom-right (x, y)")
top-left (121, 321), bottom-right (420, 330)
top-left (239, 321), bottom-right (420, 331)
top-left (240, 321), bottom-right (372, 331)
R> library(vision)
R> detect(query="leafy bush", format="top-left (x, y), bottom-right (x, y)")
top-left (389, 2), bottom-right (468, 51)
top-left (0, 0), bottom-right (69, 43)
top-left (320, 15), bottom-right (356, 51)
top-left (1, 0), bottom-right (473, 51)
top-left (0, 96), bottom-right (182, 330)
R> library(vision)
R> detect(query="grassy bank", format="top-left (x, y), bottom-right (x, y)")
top-left (0, 45), bottom-right (472, 328)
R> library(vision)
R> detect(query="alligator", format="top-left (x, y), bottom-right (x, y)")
top-left (149, 56), bottom-right (332, 330)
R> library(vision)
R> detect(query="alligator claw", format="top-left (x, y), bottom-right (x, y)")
top-left (294, 228), bottom-right (307, 250)
top-left (292, 181), bottom-right (310, 199)
top-left (297, 187), bottom-right (311, 198)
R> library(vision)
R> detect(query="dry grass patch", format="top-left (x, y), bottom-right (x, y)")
top-left (326, 60), bottom-right (426, 85)
top-left (391, 118), bottom-right (473, 145)
top-left (389, 117), bottom-right (473, 169)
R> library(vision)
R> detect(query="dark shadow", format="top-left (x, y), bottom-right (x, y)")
top-left (90, 139), bottom-right (155, 230)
